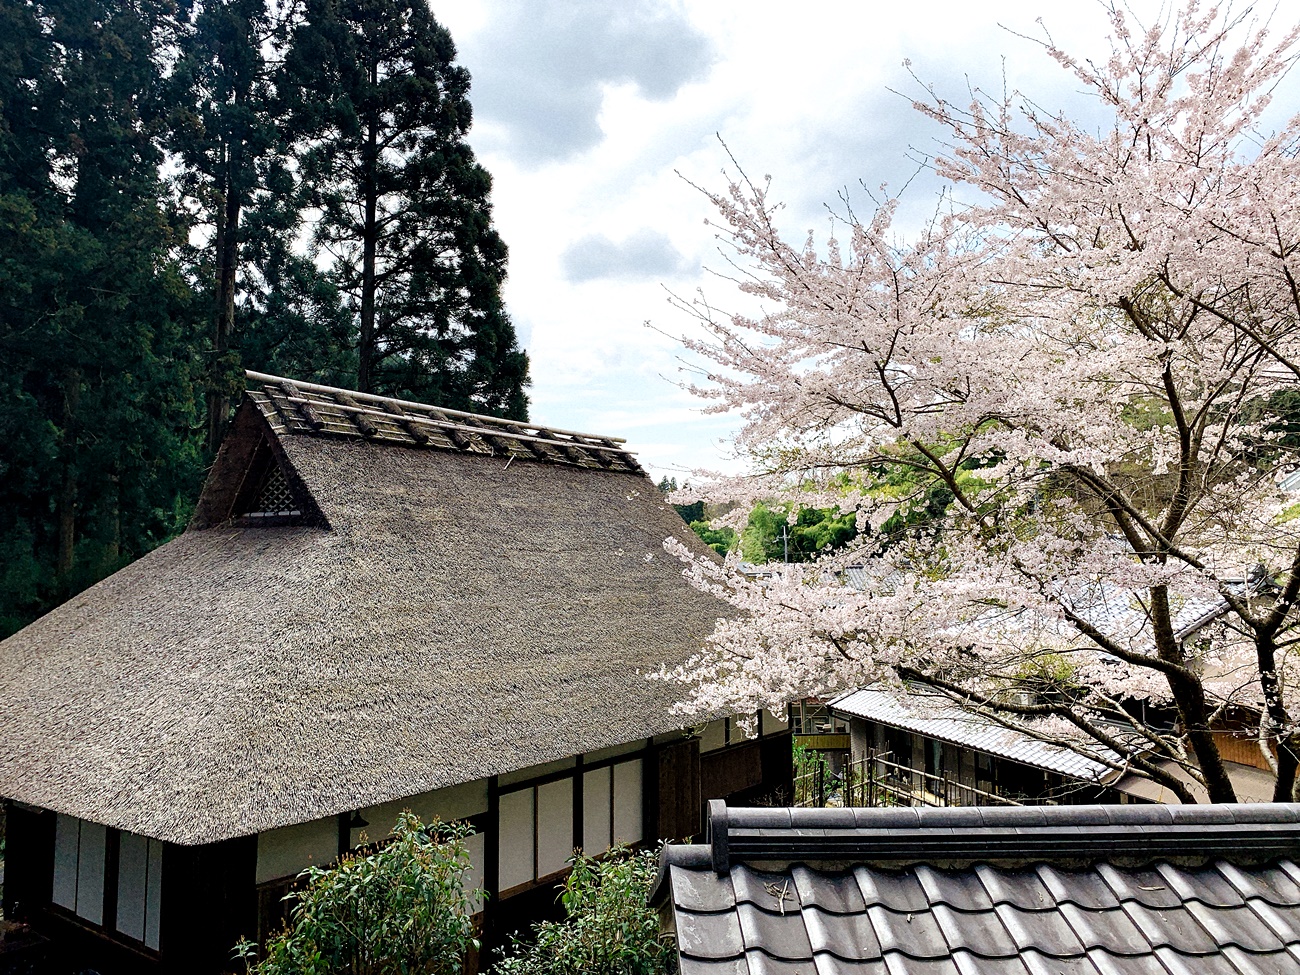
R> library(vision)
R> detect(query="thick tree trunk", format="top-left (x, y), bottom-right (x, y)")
top-left (1255, 630), bottom-right (1299, 801)
top-left (358, 61), bottom-right (379, 393)
top-left (107, 467), bottom-right (121, 561)
top-left (1151, 586), bottom-right (1237, 802)
top-left (57, 369), bottom-right (81, 580)
top-left (206, 137), bottom-right (243, 453)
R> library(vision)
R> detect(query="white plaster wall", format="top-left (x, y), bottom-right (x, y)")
top-left (536, 779), bottom-right (574, 877)
top-left (464, 831), bottom-right (486, 913)
top-left (116, 831), bottom-right (149, 942)
top-left (582, 766), bottom-right (612, 855)
top-left (75, 820), bottom-right (106, 924)
top-left (612, 760), bottom-right (643, 846)
top-left (52, 813), bottom-right (79, 910)
top-left (350, 778), bottom-right (489, 847)
top-left (144, 837), bottom-right (162, 950)
top-left (762, 708), bottom-right (790, 735)
top-left (498, 788), bottom-right (535, 891)
top-left (698, 719), bottom-right (727, 754)
top-left (499, 756), bottom-right (575, 788)
top-left (114, 833), bottom-right (163, 948)
top-left (256, 817), bottom-right (339, 884)
top-left (584, 739), bottom-right (644, 764)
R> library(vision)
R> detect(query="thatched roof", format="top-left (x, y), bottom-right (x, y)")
top-left (0, 373), bottom-right (725, 846)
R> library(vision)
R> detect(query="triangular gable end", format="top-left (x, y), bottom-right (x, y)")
top-left (190, 399), bottom-right (328, 530)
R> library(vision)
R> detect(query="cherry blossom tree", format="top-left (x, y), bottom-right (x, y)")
top-left (668, 2), bottom-right (1300, 803)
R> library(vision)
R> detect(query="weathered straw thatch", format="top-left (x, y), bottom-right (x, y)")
top-left (0, 373), bottom-right (725, 846)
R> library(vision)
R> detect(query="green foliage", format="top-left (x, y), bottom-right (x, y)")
top-left (280, 0), bottom-right (529, 416)
top-left (237, 813), bottom-right (481, 975)
top-left (689, 521), bottom-right (736, 556)
top-left (674, 500), bottom-right (705, 523)
top-left (493, 847), bottom-right (674, 975)
top-left (0, 0), bottom-right (205, 637)
top-left (0, 0), bottom-right (529, 634)
top-left (739, 502), bottom-right (858, 564)
top-left (168, 0), bottom-right (287, 448)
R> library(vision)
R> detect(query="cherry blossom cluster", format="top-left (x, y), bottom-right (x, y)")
top-left (666, 2), bottom-right (1300, 802)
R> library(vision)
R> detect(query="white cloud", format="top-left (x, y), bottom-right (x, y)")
top-left (449, 0), bottom-right (713, 164)
top-left (433, 0), bottom-right (1300, 480)
top-left (561, 228), bottom-right (694, 282)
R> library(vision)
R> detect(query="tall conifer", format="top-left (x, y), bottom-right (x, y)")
top-left (170, 0), bottom-right (284, 450)
top-left (0, 0), bottom-right (203, 635)
top-left (281, 0), bottom-right (529, 418)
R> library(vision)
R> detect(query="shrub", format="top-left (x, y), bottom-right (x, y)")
top-left (237, 812), bottom-right (481, 975)
top-left (493, 846), bottom-right (674, 975)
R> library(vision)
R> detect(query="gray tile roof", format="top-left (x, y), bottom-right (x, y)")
top-left (655, 801), bottom-right (1300, 975)
top-left (840, 568), bottom-right (1234, 649)
top-left (830, 686), bottom-right (1117, 783)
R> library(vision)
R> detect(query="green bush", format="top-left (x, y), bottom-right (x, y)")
top-left (237, 812), bottom-right (481, 975)
top-left (493, 847), bottom-right (674, 975)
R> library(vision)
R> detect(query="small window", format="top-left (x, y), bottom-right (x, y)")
top-left (238, 462), bottom-right (301, 522)
top-left (231, 440), bottom-right (303, 525)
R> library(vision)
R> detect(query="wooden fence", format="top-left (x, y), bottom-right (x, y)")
top-left (794, 752), bottom-right (1030, 809)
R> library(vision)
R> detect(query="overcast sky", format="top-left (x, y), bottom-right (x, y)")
top-left (432, 0), bottom-right (1300, 482)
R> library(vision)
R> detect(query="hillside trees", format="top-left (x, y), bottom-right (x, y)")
top-left (169, 0), bottom-right (287, 449)
top-left (0, 0), bottom-right (205, 635)
top-left (280, 0), bottom-right (529, 416)
top-left (0, 0), bottom-right (527, 635)
top-left (669, 3), bottom-right (1300, 801)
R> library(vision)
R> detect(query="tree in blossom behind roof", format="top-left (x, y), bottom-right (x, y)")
top-left (665, 1), bottom-right (1300, 803)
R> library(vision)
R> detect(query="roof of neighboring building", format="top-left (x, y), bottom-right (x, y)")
top-left (831, 686), bottom-right (1117, 783)
top-left (1065, 579), bottom-right (1232, 647)
top-left (654, 800), bottom-right (1300, 975)
top-left (841, 568), bottom-right (1234, 648)
top-left (0, 372), bottom-right (725, 846)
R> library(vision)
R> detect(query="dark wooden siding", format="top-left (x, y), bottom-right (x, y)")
top-left (1, 801), bottom-right (54, 922)
top-left (701, 741), bottom-right (762, 799)
top-left (656, 738), bottom-right (701, 841)
top-left (160, 835), bottom-right (256, 973)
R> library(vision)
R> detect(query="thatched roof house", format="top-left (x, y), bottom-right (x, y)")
top-left (0, 372), bottom-right (792, 973)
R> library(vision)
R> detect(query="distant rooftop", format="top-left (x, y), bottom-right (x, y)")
top-left (831, 685), bottom-right (1117, 783)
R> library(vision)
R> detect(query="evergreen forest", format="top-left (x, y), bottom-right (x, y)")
top-left (0, 0), bottom-right (530, 637)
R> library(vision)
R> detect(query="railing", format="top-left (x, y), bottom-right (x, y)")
top-left (795, 752), bottom-right (1031, 808)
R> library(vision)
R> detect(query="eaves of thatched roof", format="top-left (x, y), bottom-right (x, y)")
top-left (0, 373), bottom-right (725, 846)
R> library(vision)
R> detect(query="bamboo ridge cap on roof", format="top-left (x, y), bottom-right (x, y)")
top-left (245, 370), bottom-right (628, 444)
top-left (281, 396), bottom-right (635, 455)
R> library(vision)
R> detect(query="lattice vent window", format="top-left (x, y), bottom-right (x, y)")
top-left (247, 464), bottom-right (300, 518)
